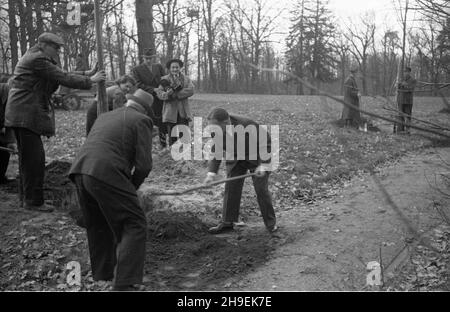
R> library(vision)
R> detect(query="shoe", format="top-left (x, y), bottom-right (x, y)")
top-left (267, 225), bottom-right (278, 233)
top-left (24, 203), bottom-right (55, 212)
top-left (208, 222), bottom-right (234, 234)
top-left (0, 176), bottom-right (15, 184)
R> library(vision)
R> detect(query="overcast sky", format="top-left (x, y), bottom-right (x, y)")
top-left (123, 0), bottom-right (413, 56)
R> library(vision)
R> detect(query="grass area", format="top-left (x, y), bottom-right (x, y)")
top-left (45, 94), bottom-right (450, 207)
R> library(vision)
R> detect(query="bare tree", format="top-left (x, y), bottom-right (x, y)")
top-left (344, 12), bottom-right (376, 95)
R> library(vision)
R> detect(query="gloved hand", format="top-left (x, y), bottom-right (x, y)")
top-left (254, 164), bottom-right (271, 178)
top-left (203, 172), bottom-right (221, 185)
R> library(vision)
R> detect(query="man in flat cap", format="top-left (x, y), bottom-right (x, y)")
top-left (4, 32), bottom-right (106, 212)
top-left (69, 88), bottom-right (154, 291)
top-left (341, 66), bottom-right (361, 128)
top-left (396, 66), bottom-right (417, 133)
top-left (131, 48), bottom-right (167, 148)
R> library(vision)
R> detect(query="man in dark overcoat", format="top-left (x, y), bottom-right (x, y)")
top-left (131, 48), bottom-right (167, 147)
top-left (203, 108), bottom-right (277, 234)
top-left (396, 66), bottom-right (417, 133)
top-left (69, 88), bottom-right (154, 291)
top-left (341, 66), bottom-right (361, 128)
top-left (4, 32), bottom-right (105, 212)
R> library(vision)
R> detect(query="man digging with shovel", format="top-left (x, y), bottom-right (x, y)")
top-left (203, 108), bottom-right (278, 234)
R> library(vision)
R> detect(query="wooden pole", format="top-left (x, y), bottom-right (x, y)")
top-left (94, 0), bottom-right (107, 115)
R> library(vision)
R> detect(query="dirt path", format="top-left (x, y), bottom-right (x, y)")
top-left (219, 147), bottom-right (449, 291)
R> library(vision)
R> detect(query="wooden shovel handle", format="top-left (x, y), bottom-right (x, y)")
top-left (151, 172), bottom-right (257, 196)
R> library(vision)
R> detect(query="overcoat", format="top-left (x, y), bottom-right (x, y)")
top-left (69, 105), bottom-right (153, 195)
top-left (157, 73), bottom-right (194, 123)
top-left (341, 74), bottom-right (360, 122)
top-left (5, 45), bottom-right (92, 136)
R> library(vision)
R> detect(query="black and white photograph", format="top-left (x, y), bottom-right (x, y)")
top-left (0, 0), bottom-right (449, 296)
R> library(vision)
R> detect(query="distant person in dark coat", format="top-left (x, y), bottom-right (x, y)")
top-left (69, 88), bottom-right (154, 291)
top-left (396, 66), bottom-right (417, 133)
top-left (341, 66), bottom-right (361, 128)
top-left (4, 32), bottom-right (106, 212)
top-left (203, 108), bottom-right (277, 235)
top-left (0, 78), bottom-right (17, 184)
top-left (131, 48), bottom-right (167, 147)
top-left (86, 74), bottom-right (136, 135)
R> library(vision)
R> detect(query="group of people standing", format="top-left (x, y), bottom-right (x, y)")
top-left (341, 66), bottom-right (417, 133)
top-left (85, 48), bottom-right (194, 147)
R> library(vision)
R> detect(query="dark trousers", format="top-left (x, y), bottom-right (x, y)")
top-left (222, 161), bottom-right (276, 229)
top-left (165, 114), bottom-right (189, 146)
top-left (72, 174), bottom-right (147, 286)
top-left (14, 128), bottom-right (45, 206)
top-left (152, 98), bottom-right (168, 147)
top-left (0, 141), bottom-right (10, 178)
top-left (397, 104), bottom-right (413, 132)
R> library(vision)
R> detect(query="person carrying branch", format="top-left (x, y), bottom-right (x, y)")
top-left (341, 66), bottom-right (361, 128)
top-left (203, 108), bottom-right (277, 234)
top-left (396, 66), bottom-right (417, 134)
top-left (69, 89), bottom-right (154, 291)
top-left (4, 32), bottom-right (106, 212)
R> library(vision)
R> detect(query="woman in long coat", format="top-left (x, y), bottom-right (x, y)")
top-left (341, 66), bottom-right (361, 127)
top-left (156, 59), bottom-right (194, 146)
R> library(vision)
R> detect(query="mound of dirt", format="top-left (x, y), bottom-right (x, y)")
top-left (143, 210), bottom-right (276, 290)
top-left (44, 160), bottom-right (78, 212)
top-left (147, 211), bottom-right (210, 240)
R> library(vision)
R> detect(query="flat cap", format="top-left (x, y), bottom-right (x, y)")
top-left (38, 32), bottom-right (64, 46)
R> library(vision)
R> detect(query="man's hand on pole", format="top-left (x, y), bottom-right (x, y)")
top-left (90, 70), bottom-right (106, 83)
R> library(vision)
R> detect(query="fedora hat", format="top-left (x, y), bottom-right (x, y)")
top-left (142, 48), bottom-right (157, 58)
top-left (166, 58), bottom-right (184, 69)
top-left (126, 89), bottom-right (154, 116)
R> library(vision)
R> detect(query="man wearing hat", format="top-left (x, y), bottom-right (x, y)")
top-left (341, 66), bottom-right (361, 128)
top-left (396, 66), bottom-right (417, 133)
top-left (4, 32), bottom-right (106, 212)
top-left (69, 88), bottom-right (154, 291)
top-left (131, 48), bottom-right (166, 148)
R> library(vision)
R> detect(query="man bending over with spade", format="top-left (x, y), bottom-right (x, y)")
top-left (203, 108), bottom-right (278, 234)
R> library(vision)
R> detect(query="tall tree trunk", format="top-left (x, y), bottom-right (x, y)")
top-left (114, 1), bottom-right (126, 75)
top-left (17, 0), bottom-right (28, 55)
top-left (25, 0), bottom-right (36, 46)
top-left (35, 0), bottom-right (44, 35)
top-left (203, 0), bottom-right (217, 92)
top-left (8, 0), bottom-right (19, 70)
top-left (135, 0), bottom-right (155, 61)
